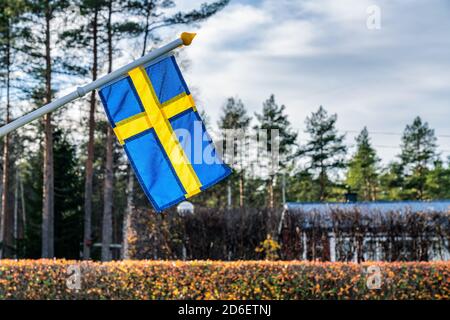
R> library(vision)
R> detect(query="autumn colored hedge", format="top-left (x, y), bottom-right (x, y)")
top-left (0, 260), bottom-right (449, 300)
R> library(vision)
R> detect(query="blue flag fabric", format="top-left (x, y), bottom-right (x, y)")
top-left (99, 55), bottom-right (231, 212)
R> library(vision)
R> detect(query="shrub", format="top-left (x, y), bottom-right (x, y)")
top-left (255, 234), bottom-right (281, 260)
top-left (0, 260), bottom-right (448, 299)
top-left (282, 208), bottom-right (450, 262)
top-left (128, 207), bottom-right (450, 262)
top-left (129, 208), bottom-right (276, 260)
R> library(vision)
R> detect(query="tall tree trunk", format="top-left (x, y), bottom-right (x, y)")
top-left (371, 183), bottom-right (377, 201)
top-left (417, 164), bottom-right (424, 200)
top-left (122, 168), bottom-right (134, 259)
top-left (268, 176), bottom-right (274, 209)
top-left (319, 168), bottom-right (325, 201)
top-left (319, 147), bottom-right (325, 201)
top-left (20, 172), bottom-right (26, 253)
top-left (83, 7), bottom-right (98, 260)
top-left (239, 172), bottom-right (244, 208)
top-left (227, 180), bottom-right (232, 209)
top-left (102, 0), bottom-right (114, 261)
top-left (120, 10), bottom-right (152, 259)
top-left (42, 2), bottom-right (54, 258)
top-left (1, 24), bottom-right (13, 258)
top-left (0, 92), bottom-right (12, 259)
top-left (13, 168), bottom-right (18, 258)
top-left (141, 11), bottom-right (150, 56)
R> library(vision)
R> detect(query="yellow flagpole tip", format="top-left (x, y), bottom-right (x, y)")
top-left (181, 32), bottom-right (197, 46)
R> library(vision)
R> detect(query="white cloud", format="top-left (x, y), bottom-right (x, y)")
top-left (177, 0), bottom-right (450, 163)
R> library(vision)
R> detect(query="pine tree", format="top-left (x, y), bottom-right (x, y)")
top-left (399, 116), bottom-right (437, 199)
top-left (21, 127), bottom-right (82, 259)
top-left (23, 0), bottom-right (71, 258)
top-left (219, 98), bottom-right (251, 131)
top-left (254, 94), bottom-right (297, 208)
top-left (101, 0), bottom-right (114, 262)
top-left (218, 97), bottom-right (251, 208)
top-left (379, 161), bottom-right (403, 200)
top-left (346, 127), bottom-right (380, 200)
top-left (0, 0), bottom-right (26, 258)
top-left (53, 129), bottom-right (82, 259)
top-left (84, 0), bottom-right (101, 260)
top-left (101, 0), bottom-right (139, 261)
top-left (425, 158), bottom-right (450, 199)
top-left (299, 106), bottom-right (346, 201)
top-left (285, 169), bottom-right (319, 202)
top-left (61, 0), bottom-right (136, 260)
top-left (60, 0), bottom-right (111, 260)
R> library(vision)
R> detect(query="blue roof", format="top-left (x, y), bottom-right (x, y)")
top-left (285, 200), bottom-right (450, 214)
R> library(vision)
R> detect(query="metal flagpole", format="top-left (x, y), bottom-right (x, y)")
top-left (0, 32), bottom-right (196, 138)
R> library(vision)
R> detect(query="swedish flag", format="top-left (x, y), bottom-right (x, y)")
top-left (99, 55), bottom-right (231, 212)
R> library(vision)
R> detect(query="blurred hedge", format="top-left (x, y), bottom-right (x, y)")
top-left (0, 260), bottom-right (449, 299)
top-left (129, 208), bottom-right (277, 260)
top-left (128, 207), bottom-right (450, 261)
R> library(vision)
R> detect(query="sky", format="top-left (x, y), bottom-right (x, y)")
top-left (168, 0), bottom-right (450, 164)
